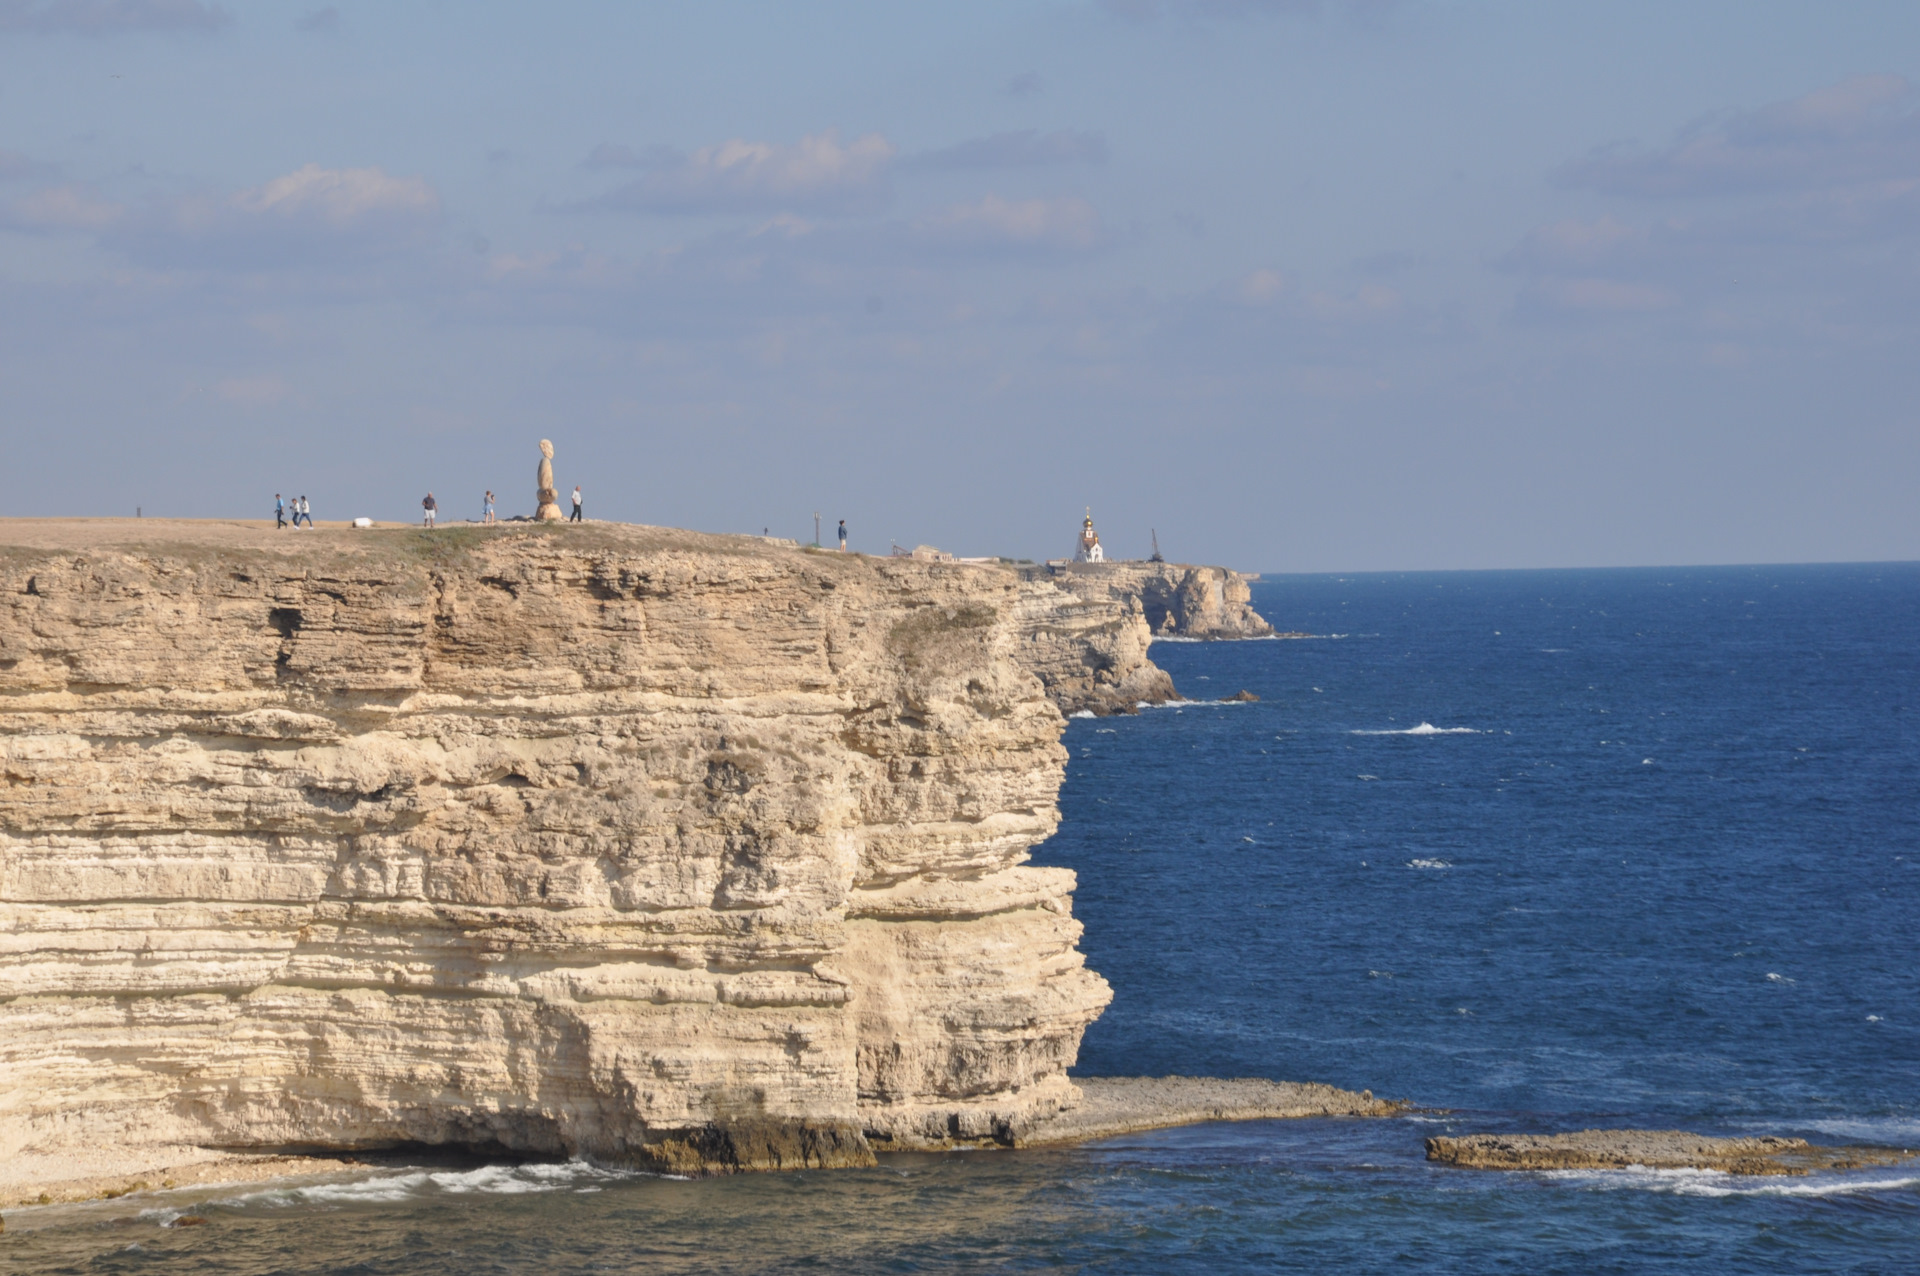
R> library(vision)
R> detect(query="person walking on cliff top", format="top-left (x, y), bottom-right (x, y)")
top-left (422, 492), bottom-right (438, 528)
top-left (483, 491), bottom-right (495, 525)
top-left (275, 494), bottom-right (287, 530)
top-left (838, 519), bottom-right (847, 552)
top-left (296, 495), bottom-right (311, 528)
top-left (570, 486), bottom-right (583, 522)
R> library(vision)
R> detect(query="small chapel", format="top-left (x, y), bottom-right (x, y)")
top-left (1073, 508), bottom-right (1105, 562)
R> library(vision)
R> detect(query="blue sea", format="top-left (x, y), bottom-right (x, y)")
top-left (7, 565), bottom-right (1918, 1273)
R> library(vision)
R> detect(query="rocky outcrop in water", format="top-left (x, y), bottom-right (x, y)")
top-left (1427, 1129), bottom-right (1920, 1176)
top-left (0, 521), bottom-right (1176, 1178)
top-left (1025, 1076), bottom-right (1398, 1145)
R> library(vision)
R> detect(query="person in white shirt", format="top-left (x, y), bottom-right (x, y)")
top-left (570, 486), bottom-right (583, 522)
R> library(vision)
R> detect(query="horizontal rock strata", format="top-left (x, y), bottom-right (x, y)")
top-left (0, 519), bottom-right (1184, 1175)
top-left (1426, 1129), bottom-right (1920, 1176)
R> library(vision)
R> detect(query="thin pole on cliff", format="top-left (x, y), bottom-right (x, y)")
top-left (813, 512), bottom-right (821, 548)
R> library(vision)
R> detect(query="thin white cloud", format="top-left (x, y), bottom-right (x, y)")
top-left (1521, 277), bottom-right (1679, 315)
top-left (586, 130), bottom-right (894, 215)
top-left (0, 181), bottom-right (122, 230)
top-left (1, 163), bottom-right (441, 268)
top-left (231, 163), bottom-right (438, 226)
top-left (583, 142), bottom-right (636, 170)
top-left (912, 194), bottom-right (1102, 251)
top-left (0, 0), bottom-right (229, 33)
top-left (1102, 0), bottom-right (1316, 18)
top-left (1307, 282), bottom-right (1402, 320)
top-left (1100, 0), bottom-right (1396, 20)
top-left (212, 373), bottom-right (290, 406)
top-left (1504, 216), bottom-right (1645, 270)
top-left (1237, 267), bottom-right (1285, 303)
top-left (903, 129), bottom-right (1108, 171)
top-left (1561, 73), bottom-right (1920, 198)
top-left (0, 149), bottom-right (56, 180)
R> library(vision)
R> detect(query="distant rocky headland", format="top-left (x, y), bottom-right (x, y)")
top-left (0, 519), bottom-right (1288, 1190)
top-left (1025, 560), bottom-right (1275, 641)
top-left (1016, 560), bottom-right (1278, 716)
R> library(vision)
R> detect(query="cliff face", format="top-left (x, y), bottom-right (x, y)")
top-left (0, 522), bottom-right (1146, 1175)
top-left (1007, 578), bottom-right (1177, 717)
top-left (1024, 562), bottom-right (1274, 642)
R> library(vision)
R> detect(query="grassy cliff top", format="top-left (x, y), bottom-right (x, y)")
top-left (0, 517), bottom-right (782, 558)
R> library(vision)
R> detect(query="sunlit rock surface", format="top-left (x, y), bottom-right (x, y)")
top-left (0, 520), bottom-right (1151, 1176)
top-left (1025, 562), bottom-right (1275, 642)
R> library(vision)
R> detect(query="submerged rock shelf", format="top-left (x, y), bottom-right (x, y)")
top-left (1427, 1129), bottom-right (1920, 1176)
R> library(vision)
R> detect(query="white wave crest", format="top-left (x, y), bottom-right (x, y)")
top-left (1543, 1166), bottom-right (1920, 1199)
top-left (1407, 858), bottom-right (1452, 870)
top-left (219, 1159), bottom-right (635, 1208)
top-left (1351, 723), bottom-right (1478, 736)
top-left (224, 1171), bottom-right (433, 1207)
top-left (1799, 1116), bottom-right (1920, 1143)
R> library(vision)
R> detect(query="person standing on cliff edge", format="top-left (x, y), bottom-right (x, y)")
top-left (422, 492), bottom-right (437, 528)
top-left (570, 486), bottom-right (583, 522)
top-left (838, 519), bottom-right (847, 552)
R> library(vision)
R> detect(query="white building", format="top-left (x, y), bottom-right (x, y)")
top-left (1073, 509), bottom-right (1105, 562)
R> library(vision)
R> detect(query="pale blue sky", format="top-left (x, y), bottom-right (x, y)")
top-left (3, 1), bottom-right (1918, 569)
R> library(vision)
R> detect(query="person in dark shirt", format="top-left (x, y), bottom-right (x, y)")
top-left (423, 492), bottom-right (438, 528)
top-left (838, 519), bottom-right (847, 552)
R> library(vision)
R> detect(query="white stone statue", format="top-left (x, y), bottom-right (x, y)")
top-left (535, 439), bottom-right (563, 522)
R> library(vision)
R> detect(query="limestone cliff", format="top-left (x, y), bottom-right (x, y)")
top-left (1008, 575), bottom-right (1176, 717)
top-left (0, 520), bottom-right (1152, 1176)
top-left (1025, 562), bottom-right (1274, 642)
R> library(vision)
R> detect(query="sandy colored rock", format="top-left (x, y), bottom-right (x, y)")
top-left (1007, 572), bottom-right (1177, 716)
top-left (0, 518), bottom-right (1170, 1177)
top-left (1426, 1129), bottom-right (1920, 1176)
top-left (1027, 561), bottom-right (1275, 641)
top-left (1019, 1076), bottom-right (1400, 1146)
top-left (4, 1149), bottom-right (375, 1207)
